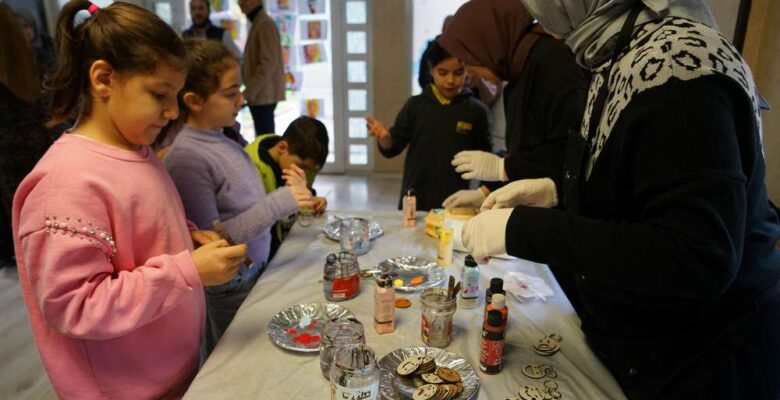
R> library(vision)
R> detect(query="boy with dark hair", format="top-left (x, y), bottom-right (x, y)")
top-left (367, 40), bottom-right (492, 211)
top-left (245, 116), bottom-right (329, 257)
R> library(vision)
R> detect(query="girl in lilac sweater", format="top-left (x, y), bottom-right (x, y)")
top-left (163, 39), bottom-right (313, 355)
top-left (12, 3), bottom-right (247, 399)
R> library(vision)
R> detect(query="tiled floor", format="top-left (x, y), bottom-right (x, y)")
top-left (0, 173), bottom-right (401, 400)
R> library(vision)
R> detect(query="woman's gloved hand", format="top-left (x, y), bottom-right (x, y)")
top-left (461, 208), bottom-right (513, 263)
top-left (481, 178), bottom-right (557, 210)
top-left (451, 150), bottom-right (508, 181)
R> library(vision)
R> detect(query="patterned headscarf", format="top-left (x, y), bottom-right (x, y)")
top-left (518, 0), bottom-right (717, 68)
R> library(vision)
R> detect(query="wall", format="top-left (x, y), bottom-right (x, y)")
top-left (370, 0), bottom-right (410, 173)
top-left (743, 0), bottom-right (780, 204)
top-left (707, 0), bottom-right (740, 41)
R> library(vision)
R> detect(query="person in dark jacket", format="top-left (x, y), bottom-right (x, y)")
top-left (366, 41), bottom-right (491, 211)
top-left (463, 1), bottom-right (780, 399)
top-left (437, 0), bottom-right (589, 209)
top-left (183, 0), bottom-right (241, 60)
top-left (0, 4), bottom-right (52, 268)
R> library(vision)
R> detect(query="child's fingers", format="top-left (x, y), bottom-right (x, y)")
top-left (218, 243), bottom-right (248, 260)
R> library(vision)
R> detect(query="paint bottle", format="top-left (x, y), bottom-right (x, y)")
top-left (436, 221), bottom-right (454, 266)
top-left (479, 309), bottom-right (505, 374)
top-left (459, 255), bottom-right (480, 309)
top-left (403, 189), bottom-right (417, 227)
top-left (485, 293), bottom-right (508, 337)
top-left (484, 278), bottom-right (505, 313)
top-left (374, 274), bottom-right (395, 334)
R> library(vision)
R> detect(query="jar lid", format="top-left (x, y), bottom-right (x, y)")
top-left (465, 255), bottom-right (477, 267)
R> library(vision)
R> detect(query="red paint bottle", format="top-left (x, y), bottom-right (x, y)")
top-left (479, 309), bottom-right (505, 374)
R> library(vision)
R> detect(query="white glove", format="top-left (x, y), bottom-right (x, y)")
top-left (461, 208), bottom-right (513, 263)
top-left (481, 178), bottom-right (558, 210)
top-left (442, 189), bottom-right (486, 208)
top-left (451, 151), bottom-right (508, 181)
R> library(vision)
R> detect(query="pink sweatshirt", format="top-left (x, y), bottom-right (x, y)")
top-left (12, 134), bottom-right (205, 399)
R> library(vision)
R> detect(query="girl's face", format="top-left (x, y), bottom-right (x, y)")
top-left (107, 62), bottom-right (186, 147)
top-left (431, 57), bottom-right (466, 100)
top-left (193, 62), bottom-right (243, 130)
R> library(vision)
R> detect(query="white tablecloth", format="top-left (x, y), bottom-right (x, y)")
top-left (184, 211), bottom-right (626, 399)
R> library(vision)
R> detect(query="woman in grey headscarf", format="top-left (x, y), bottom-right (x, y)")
top-left (462, 1), bottom-right (780, 399)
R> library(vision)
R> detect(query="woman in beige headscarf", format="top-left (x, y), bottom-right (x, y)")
top-left (463, 1), bottom-right (780, 398)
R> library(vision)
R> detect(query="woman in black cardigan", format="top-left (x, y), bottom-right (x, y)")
top-left (462, 1), bottom-right (780, 399)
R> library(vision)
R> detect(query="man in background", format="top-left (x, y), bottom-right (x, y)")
top-left (183, 0), bottom-right (242, 60)
top-left (239, 0), bottom-right (285, 136)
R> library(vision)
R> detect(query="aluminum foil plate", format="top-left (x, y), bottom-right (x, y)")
top-left (378, 346), bottom-right (479, 400)
top-left (267, 302), bottom-right (356, 353)
top-left (323, 218), bottom-right (384, 241)
top-left (376, 256), bottom-right (445, 292)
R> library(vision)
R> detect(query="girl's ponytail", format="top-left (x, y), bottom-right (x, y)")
top-left (46, 1), bottom-right (186, 124)
top-left (48, 0), bottom-right (94, 123)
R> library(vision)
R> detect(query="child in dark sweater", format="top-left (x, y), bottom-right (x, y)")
top-left (366, 40), bottom-right (492, 211)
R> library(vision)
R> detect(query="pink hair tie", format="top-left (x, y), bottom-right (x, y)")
top-left (87, 3), bottom-right (100, 14)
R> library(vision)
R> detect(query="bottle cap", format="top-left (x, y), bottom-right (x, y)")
top-left (486, 310), bottom-right (503, 327)
top-left (377, 273), bottom-right (393, 288)
top-left (465, 255), bottom-right (477, 267)
top-left (491, 293), bottom-right (506, 309)
top-left (489, 278), bottom-right (503, 292)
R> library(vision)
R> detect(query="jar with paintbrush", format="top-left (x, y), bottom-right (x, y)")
top-left (420, 276), bottom-right (460, 347)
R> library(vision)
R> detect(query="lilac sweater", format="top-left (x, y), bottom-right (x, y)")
top-left (164, 125), bottom-right (297, 265)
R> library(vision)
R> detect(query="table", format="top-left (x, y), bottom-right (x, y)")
top-left (184, 211), bottom-right (626, 399)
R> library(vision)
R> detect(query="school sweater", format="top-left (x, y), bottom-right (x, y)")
top-left (503, 18), bottom-right (780, 398)
top-left (378, 84), bottom-right (492, 211)
top-left (164, 125), bottom-right (297, 266)
top-left (12, 134), bottom-right (205, 399)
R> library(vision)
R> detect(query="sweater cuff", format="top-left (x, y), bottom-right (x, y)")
top-left (171, 250), bottom-right (203, 291)
top-left (505, 206), bottom-right (572, 268)
top-left (269, 186), bottom-right (299, 217)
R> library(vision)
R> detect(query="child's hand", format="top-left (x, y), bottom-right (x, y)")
top-left (312, 196), bottom-right (328, 214)
top-left (290, 185), bottom-right (314, 209)
top-left (190, 230), bottom-right (220, 248)
top-left (365, 116), bottom-right (389, 140)
top-left (191, 239), bottom-right (247, 286)
top-left (282, 164), bottom-right (307, 188)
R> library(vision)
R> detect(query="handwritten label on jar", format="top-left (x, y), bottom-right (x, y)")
top-left (330, 382), bottom-right (379, 400)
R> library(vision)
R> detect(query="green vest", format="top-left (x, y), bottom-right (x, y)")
top-left (244, 134), bottom-right (317, 242)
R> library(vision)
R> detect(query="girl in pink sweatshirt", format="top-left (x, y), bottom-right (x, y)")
top-left (11, 2), bottom-right (247, 399)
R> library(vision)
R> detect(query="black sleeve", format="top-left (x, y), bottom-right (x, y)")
top-left (504, 39), bottom-right (589, 187)
top-left (504, 76), bottom-right (750, 299)
top-left (378, 98), bottom-right (416, 158)
top-left (473, 100), bottom-right (493, 153)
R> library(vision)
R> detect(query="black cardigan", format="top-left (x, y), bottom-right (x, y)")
top-left (504, 19), bottom-right (780, 399)
top-left (499, 36), bottom-right (590, 189)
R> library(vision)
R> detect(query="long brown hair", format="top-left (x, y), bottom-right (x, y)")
top-left (179, 38), bottom-right (239, 122)
top-left (0, 4), bottom-right (41, 104)
top-left (47, 1), bottom-right (187, 124)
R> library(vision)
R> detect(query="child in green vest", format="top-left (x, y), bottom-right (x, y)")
top-left (245, 116), bottom-right (329, 258)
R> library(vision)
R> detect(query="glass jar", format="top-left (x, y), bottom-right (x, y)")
top-left (420, 287), bottom-right (457, 347)
top-left (298, 207), bottom-right (314, 227)
top-left (339, 217), bottom-right (370, 255)
top-left (319, 319), bottom-right (366, 378)
top-left (323, 252), bottom-right (361, 301)
top-left (329, 344), bottom-right (380, 400)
